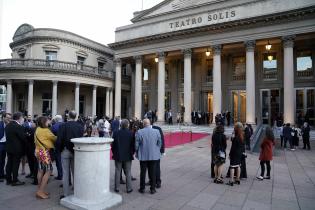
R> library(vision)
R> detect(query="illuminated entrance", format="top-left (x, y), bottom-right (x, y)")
top-left (232, 90), bottom-right (246, 123)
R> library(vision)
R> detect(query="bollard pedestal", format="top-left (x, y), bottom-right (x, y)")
top-left (60, 137), bottom-right (122, 210)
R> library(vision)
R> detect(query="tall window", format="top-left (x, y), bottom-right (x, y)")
top-left (143, 68), bottom-right (149, 81)
top-left (45, 51), bottom-right (57, 61)
top-left (17, 93), bottom-right (25, 113)
top-left (77, 56), bottom-right (85, 65)
top-left (263, 53), bottom-right (277, 72)
top-left (79, 95), bottom-right (85, 115)
top-left (297, 50), bottom-right (313, 72)
top-left (165, 64), bottom-right (169, 82)
top-left (42, 93), bottom-right (52, 115)
top-left (0, 86), bottom-right (6, 111)
top-left (206, 59), bottom-right (213, 82)
top-left (233, 57), bottom-right (246, 75)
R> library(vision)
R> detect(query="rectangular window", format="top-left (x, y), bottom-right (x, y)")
top-left (98, 62), bottom-right (104, 69)
top-left (45, 51), bottom-right (57, 61)
top-left (297, 50), bottom-right (313, 72)
top-left (233, 57), bottom-right (246, 75)
top-left (206, 59), bottom-right (213, 82)
top-left (42, 93), bottom-right (52, 115)
top-left (143, 68), bottom-right (149, 81)
top-left (77, 56), bottom-right (85, 65)
top-left (18, 93), bottom-right (25, 113)
top-left (263, 53), bottom-right (277, 71)
top-left (79, 95), bottom-right (85, 115)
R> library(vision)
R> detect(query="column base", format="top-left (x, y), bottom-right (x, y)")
top-left (60, 192), bottom-right (122, 210)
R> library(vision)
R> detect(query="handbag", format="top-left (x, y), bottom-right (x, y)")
top-left (218, 150), bottom-right (226, 159)
top-left (35, 134), bottom-right (52, 164)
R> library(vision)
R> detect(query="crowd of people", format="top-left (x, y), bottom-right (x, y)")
top-left (0, 110), bottom-right (166, 199)
top-left (0, 109), bottom-right (312, 202)
top-left (210, 122), bottom-right (275, 186)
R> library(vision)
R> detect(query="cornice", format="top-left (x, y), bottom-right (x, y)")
top-left (10, 36), bottom-right (113, 58)
top-left (109, 6), bottom-right (315, 50)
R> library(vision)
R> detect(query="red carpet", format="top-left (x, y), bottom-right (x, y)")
top-left (164, 132), bottom-right (209, 148)
top-left (110, 132), bottom-right (208, 159)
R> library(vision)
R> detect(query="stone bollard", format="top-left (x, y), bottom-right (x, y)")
top-left (60, 137), bottom-right (122, 210)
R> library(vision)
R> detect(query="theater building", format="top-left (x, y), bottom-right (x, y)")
top-left (0, 24), bottom-right (131, 118)
top-left (109, 0), bottom-right (315, 126)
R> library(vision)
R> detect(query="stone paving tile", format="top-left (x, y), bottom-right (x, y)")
top-left (298, 196), bottom-right (315, 210)
top-left (271, 198), bottom-right (300, 210)
top-left (246, 189), bottom-right (272, 204)
top-left (241, 200), bottom-right (271, 210)
top-left (211, 203), bottom-right (242, 210)
top-left (187, 193), bottom-right (219, 210)
top-left (272, 188), bottom-right (297, 202)
top-left (217, 190), bottom-right (247, 207)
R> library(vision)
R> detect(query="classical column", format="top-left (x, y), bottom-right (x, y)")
top-left (114, 58), bottom-right (121, 117)
top-left (134, 55), bottom-right (142, 119)
top-left (157, 52), bottom-right (165, 122)
top-left (27, 80), bottom-right (34, 117)
top-left (109, 88), bottom-right (113, 118)
top-left (282, 35), bottom-right (295, 124)
top-left (6, 80), bottom-right (12, 114)
top-left (105, 87), bottom-right (110, 117)
top-left (212, 45), bottom-right (222, 118)
top-left (183, 49), bottom-right (192, 124)
top-left (92, 85), bottom-right (97, 118)
top-left (52, 81), bottom-right (58, 117)
top-left (245, 40), bottom-right (256, 124)
top-left (75, 83), bottom-right (80, 114)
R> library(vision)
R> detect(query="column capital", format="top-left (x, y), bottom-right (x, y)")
top-left (76, 82), bottom-right (80, 87)
top-left (6, 79), bottom-right (12, 84)
top-left (52, 80), bottom-right (58, 85)
top-left (114, 58), bottom-right (121, 65)
top-left (282, 35), bottom-right (295, 48)
top-left (157, 51), bottom-right (166, 60)
top-left (182, 48), bottom-right (192, 57)
top-left (133, 55), bottom-right (143, 63)
top-left (28, 79), bottom-right (34, 85)
top-left (244, 40), bottom-right (256, 51)
top-left (212, 45), bottom-right (222, 55)
top-left (93, 85), bottom-right (97, 90)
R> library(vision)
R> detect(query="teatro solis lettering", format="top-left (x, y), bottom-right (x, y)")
top-left (208, 10), bottom-right (236, 21)
top-left (169, 16), bottom-right (203, 29)
top-left (169, 10), bottom-right (236, 29)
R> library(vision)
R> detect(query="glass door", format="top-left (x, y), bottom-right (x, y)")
top-left (260, 89), bottom-right (280, 125)
top-left (232, 90), bottom-right (246, 123)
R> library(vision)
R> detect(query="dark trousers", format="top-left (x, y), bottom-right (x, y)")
top-left (280, 135), bottom-right (284, 147)
top-left (54, 151), bottom-right (63, 179)
top-left (25, 144), bottom-right (36, 176)
top-left (140, 160), bottom-right (157, 191)
top-left (245, 138), bottom-right (251, 150)
top-left (156, 159), bottom-right (161, 185)
top-left (303, 137), bottom-right (311, 150)
top-left (6, 153), bottom-right (21, 183)
top-left (240, 156), bottom-right (247, 178)
top-left (0, 143), bottom-right (6, 178)
top-left (284, 137), bottom-right (293, 149)
top-left (260, 160), bottom-right (271, 177)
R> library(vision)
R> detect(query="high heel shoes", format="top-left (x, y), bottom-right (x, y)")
top-left (234, 180), bottom-right (240, 185)
top-left (226, 181), bottom-right (234, 186)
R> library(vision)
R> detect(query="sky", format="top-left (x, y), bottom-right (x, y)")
top-left (0, 0), bottom-right (163, 59)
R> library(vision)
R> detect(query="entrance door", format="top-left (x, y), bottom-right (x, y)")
top-left (232, 90), bottom-right (246, 123)
top-left (260, 89), bottom-right (280, 125)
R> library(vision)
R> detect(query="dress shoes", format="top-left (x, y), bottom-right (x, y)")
top-left (156, 183), bottom-right (161, 188)
top-left (127, 189), bottom-right (133, 193)
top-left (138, 189), bottom-right (145, 194)
top-left (150, 189), bottom-right (156, 194)
top-left (11, 181), bottom-right (25, 186)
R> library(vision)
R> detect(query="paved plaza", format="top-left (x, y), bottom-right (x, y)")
top-left (0, 135), bottom-right (314, 210)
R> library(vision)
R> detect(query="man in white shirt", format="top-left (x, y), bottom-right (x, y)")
top-left (0, 113), bottom-right (12, 182)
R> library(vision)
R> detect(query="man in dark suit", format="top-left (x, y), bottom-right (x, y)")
top-left (152, 123), bottom-right (165, 188)
top-left (5, 112), bottom-right (26, 186)
top-left (0, 113), bottom-right (12, 182)
top-left (112, 119), bottom-right (134, 193)
top-left (283, 123), bottom-right (293, 150)
top-left (56, 110), bottom-right (84, 199)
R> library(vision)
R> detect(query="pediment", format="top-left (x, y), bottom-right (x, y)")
top-left (131, 0), bottom-right (223, 22)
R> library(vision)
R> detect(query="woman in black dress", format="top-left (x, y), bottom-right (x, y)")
top-left (211, 125), bottom-right (227, 184)
top-left (227, 122), bottom-right (244, 186)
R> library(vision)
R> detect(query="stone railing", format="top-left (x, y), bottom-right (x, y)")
top-left (263, 70), bottom-right (277, 80)
top-left (297, 69), bottom-right (313, 78)
top-left (0, 59), bottom-right (115, 79)
top-left (232, 74), bottom-right (246, 81)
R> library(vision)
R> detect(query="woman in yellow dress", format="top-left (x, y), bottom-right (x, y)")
top-left (34, 116), bottom-right (56, 199)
